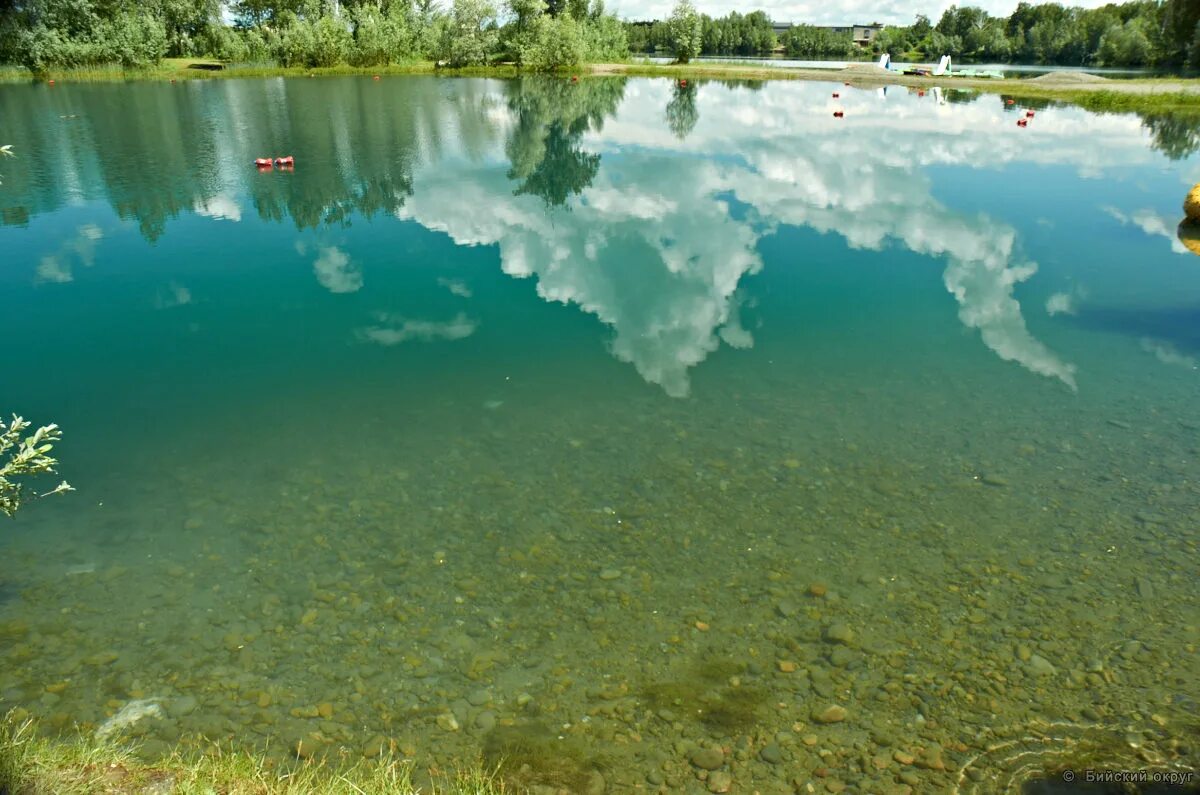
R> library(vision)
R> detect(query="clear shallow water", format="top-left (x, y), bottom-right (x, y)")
top-left (1, 76), bottom-right (1199, 793)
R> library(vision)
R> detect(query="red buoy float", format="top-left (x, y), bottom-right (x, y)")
top-left (48, 79), bottom-right (55, 85)
top-left (679, 79), bottom-right (687, 88)
top-left (373, 74), bottom-right (380, 80)
top-left (275, 155), bottom-right (294, 168)
top-left (1017, 118), bottom-right (1028, 127)
top-left (833, 111), bottom-right (844, 118)
top-left (918, 89), bottom-right (925, 97)
top-left (254, 158), bottom-right (273, 168)
top-left (832, 92), bottom-right (840, 98)
top-left (1026, 110), bottom-right (1035, 117)
top-left (1005, 98), bottom-right (1015, 105)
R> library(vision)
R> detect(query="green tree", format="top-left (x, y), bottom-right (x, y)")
top-left (1096, 19), bottom-right (1152, 65)
top-left (667, 0), bottom-right (700, 62)
top-left (522, 13), bottom-right (584, 69)
top-left (582, 8), bottom-right (625, 60)
top-left (440, 0), bottom-right (497, 66)
top-left (1162, 0), bottom-right (1200, 63)
top-left (349, 3), bottom-right (413, 65)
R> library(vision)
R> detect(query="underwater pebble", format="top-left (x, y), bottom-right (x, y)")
top-left (707, 771), bottom-right (732, 792)
top-left (813, 704), bottom-right (848, 723)
top-left (1027, 654), bottom-right (1057, 677)
top-left (824, 623), bottom-right (854, 645)
top-left (166, 695), bottom-right (198, 718)
top-left (690, 746), bottom-right (724, 770)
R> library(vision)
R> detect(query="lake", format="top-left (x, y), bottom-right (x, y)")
top-left (1, 75), bottom-right (1198, 794)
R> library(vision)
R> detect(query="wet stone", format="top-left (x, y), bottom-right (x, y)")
top-left (813, 704), bottom-right (848, 723)
top-left (824, 623), bottom-right (854, 645)
top-left (690, 746), bottom-right (725, 770)
top-left (1027, 654), bottom-right (1057, 677)
top-left (707, 771), bottom-right (733, 793)
top-left (166, 695), bottom-right (198, 718)
top-left (760, 743), bottom-right (784, 764)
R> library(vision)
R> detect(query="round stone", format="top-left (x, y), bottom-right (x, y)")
top-left (813, 704), bottom-right (848, 723)
top-left (689, 746), bottom-right (724, 770)
top-left (707, 771), bottom-right (733, 793)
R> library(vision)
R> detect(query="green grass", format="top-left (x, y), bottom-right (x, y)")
top-left (0, 58), bottom-right (558, 83)
top-left (1005, 88), bottom-right (1200, 112)
top-left (0, 712), bottom-right (506, 795)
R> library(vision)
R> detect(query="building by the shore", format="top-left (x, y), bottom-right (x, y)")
top-left (771, 22), bottom-right (884, 46)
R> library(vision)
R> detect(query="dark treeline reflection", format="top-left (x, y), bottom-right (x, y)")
top-left (504, 77), bottom-right (626, 208)
top-left (1141, 113), bottom-right (1200, 160)
top-left (0, 76), bottom-right (635, 236)
top-left (665, 81), bottom-right (698, 140)
top-left (2, 76), bottom-right (1196, 240)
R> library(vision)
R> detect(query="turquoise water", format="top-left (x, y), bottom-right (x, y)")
top-left (1, 76), bottom-right (1198, 793)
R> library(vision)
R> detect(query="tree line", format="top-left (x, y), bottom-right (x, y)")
top-left (2, 0), bottom-right (1198, 72)
top-left (0, 0), bottom-right (628, 71)
top-left (628, 0), bottom-right (1200, 68)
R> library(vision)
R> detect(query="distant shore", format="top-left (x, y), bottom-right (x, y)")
top-left (595, 61), bottom-right (1200, 112)
top-left (3, 57), bottom-right (1199, 112)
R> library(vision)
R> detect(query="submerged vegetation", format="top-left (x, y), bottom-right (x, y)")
top-left (0, 415), bottom-right (72, 519)
top-left (0, 712), bottom-right (507, 794)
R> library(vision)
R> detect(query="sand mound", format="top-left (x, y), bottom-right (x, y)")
top-left (1028, 71), bottom-right (1110, 84)
top-left (840, 64), bottom-right (891, 74)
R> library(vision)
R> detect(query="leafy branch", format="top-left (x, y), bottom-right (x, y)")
top-left (1, 415), bottom-right (74, 518)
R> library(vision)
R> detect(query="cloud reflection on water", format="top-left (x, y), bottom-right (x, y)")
top-left (398, 79), bottom-right (1102, 393)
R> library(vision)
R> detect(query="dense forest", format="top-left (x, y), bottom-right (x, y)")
top-left (627, 0), bottom-right (1200, 68)
top-left (0, 0), bottom-right (628, 71)
top-left (1, 0), bottom-right (1198, 71)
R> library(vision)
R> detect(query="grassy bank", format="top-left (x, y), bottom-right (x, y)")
top-left (0, 712), bottom-right (504, 795)
top-left (0, 59), bottom-right (527, 83)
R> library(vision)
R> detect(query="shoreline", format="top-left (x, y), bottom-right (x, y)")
top-left (594, 61), bottom-right (1200, 112)
top-left (2, 58), bottom-right (1200, 112)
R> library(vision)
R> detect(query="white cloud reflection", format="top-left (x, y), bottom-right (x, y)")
top-left (357, 311), bottom-right (477, 345)
top-left (35, 224), bottom-right (103, 285)
top-left (313, 246), bottom-right (362, 294)
top-left (1140, 338), bottom-right (1198, 370)
top-left (396, 81), bottom-right (1098, 394)
top-left (1045, 292), bottom-right (1077, 317)
top-left (193, 194), bottom-right (242, 223)
top-left (1102, 205), bottom-right (1188, 255)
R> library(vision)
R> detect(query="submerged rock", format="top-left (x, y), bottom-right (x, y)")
top-left (95, 698), bottom-right (164, 741)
